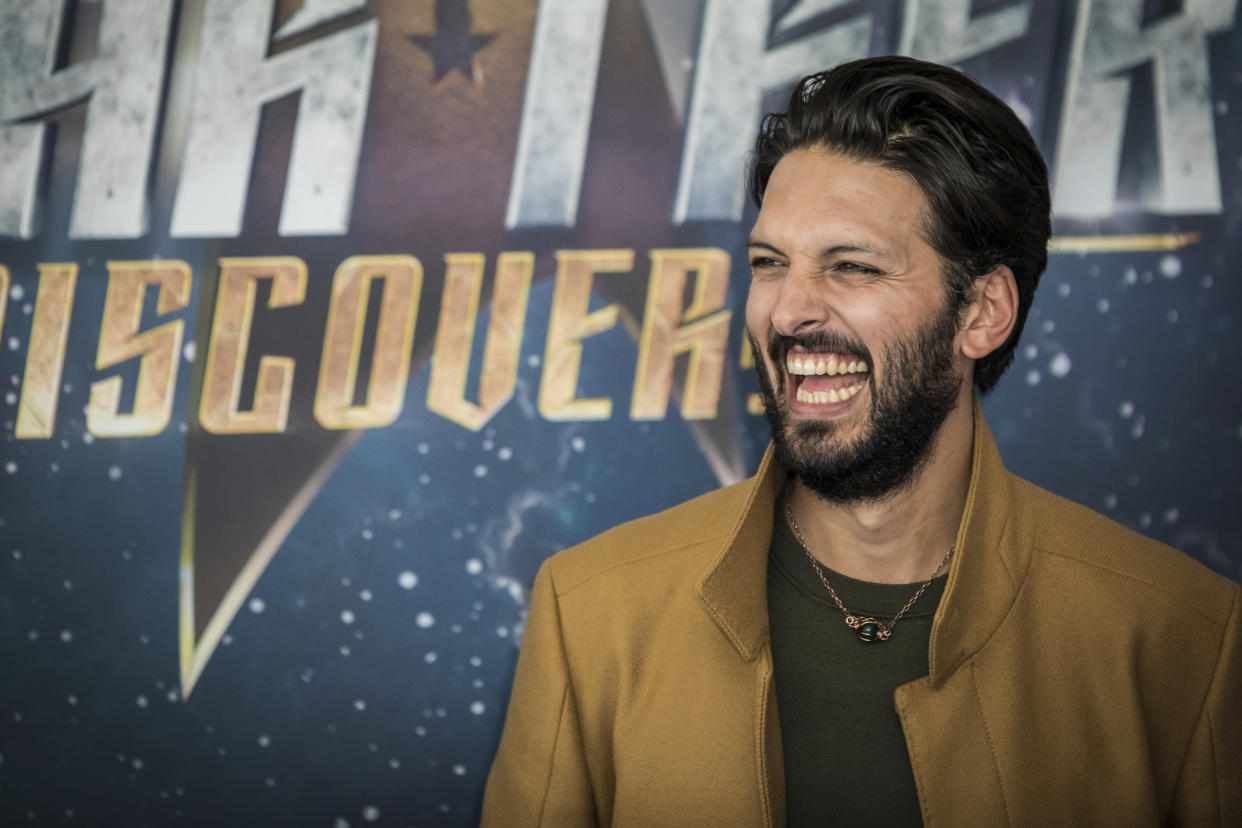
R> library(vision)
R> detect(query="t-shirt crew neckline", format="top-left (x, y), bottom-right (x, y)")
top-left (769, 505), bottom-right (950, 620)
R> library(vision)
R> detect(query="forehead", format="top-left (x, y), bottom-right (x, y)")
top-left (750, 149), bottom-right (931, 253)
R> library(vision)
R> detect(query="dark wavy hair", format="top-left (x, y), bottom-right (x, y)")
top-left (749, 56), bottom-right (1050, 394)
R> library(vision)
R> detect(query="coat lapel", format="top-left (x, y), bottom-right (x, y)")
top-left (697, 399), bottom-right (1026, 674)
top-left (697, 443), bottom-right (784, 661)
top-left (926, 400), bottom-right (1029, 688)
top-left (898, 401), bottom-right (1033, 826)
top-left (696, 444), bottom-right (786, 824)
top-left (693, 399), bottom-right (1029, 826)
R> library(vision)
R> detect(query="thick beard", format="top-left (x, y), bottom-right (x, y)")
top-left (752, 300), bottom-right (963, 505)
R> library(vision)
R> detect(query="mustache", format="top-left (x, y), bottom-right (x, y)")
top-left (763, 330), bottom-right (872, 368)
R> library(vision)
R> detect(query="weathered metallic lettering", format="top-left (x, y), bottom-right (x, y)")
top-left (1055, 0), bottom-right (1236, 216)
top-left (16, 263), bottom-right (77, 438)
top-left (314, 256), bottom-right (421, 430)
top-left (199, 258), bottom-right (306, 434)
top-left (170, 0), bottom-right (378, 237)
top-left (631, 249), bottom-right (731, 420)
top-left (505, 0), bottom-right (610, 228)
top-left (0, 0), bottom-right (172, 238)
top-left (428, 253), bottom-right (533, 431)
top-left (88, 261), bottom-right (192, 437)
top-left (898, 0), bottom-right (1031, 64)
top-left (539, 249), bottom-right (632, 421)
top-left (674, 0), bottom-right (871, 223)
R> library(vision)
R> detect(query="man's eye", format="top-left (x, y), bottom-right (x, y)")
top-left (836, 261), bottom-right (881, 276)
top-left (750, 256), bottom-right (781, 269)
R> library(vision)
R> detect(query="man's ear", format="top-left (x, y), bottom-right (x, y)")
top-left (959, 266), bottom-right (1018, 360)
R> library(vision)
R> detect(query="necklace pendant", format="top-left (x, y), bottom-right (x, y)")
top-left (856, 619), bottom-right (882, 642)
top-left (784, 498), bottom-right (951, 647)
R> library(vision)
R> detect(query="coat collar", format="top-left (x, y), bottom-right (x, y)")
top-left (695, 439), bottom-right (787, 661)
top-left (696, 398), bottom-right (1029, 685)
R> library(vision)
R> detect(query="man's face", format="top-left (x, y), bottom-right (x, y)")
top-left (745, 148), bottom-right (971, 503)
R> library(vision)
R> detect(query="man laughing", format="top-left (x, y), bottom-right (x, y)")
top-left (483, 57), bottom-right (1241, 826)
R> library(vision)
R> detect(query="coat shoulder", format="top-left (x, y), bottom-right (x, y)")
top-left (543, 478), bottom-right (756, 595)
top-left (1014, 474), bottom-right (1238, 627)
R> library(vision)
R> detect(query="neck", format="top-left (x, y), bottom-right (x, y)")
top-left (786, 396), bottom-right (976, 584)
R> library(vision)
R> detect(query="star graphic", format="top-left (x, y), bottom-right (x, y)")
top-left (409, 0), bottom-right (496, 83)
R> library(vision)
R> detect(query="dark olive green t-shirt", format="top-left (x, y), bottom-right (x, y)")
top-left (767, 504), bottom-right (948, 827)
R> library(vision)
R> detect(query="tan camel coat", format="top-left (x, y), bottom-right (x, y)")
top-left (483, 404), bottom-right (1241, 826)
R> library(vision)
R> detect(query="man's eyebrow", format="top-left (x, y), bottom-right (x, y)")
top-left (746, 239), bottom-right (892, 259)
top-left (746, 239), bottom-right (784, 255)
top-left (821, 243), bottom-right (888, 258)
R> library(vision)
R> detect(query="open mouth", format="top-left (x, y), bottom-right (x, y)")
top-left (785, 351), bottom-right (870, 406)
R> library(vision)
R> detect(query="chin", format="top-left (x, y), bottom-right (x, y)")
top-left (753, 319), bottom-right (963, 504)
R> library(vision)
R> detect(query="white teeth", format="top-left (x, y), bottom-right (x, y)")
top-left (785, 354), bottom-right (872, 376)
top-left (794, 379), bottom-right (867, 405)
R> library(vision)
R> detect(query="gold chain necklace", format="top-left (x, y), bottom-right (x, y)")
top-left (784, 501), bottom-right (953, 643)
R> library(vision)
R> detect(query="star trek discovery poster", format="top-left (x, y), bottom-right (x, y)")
top-left (1, 0), bottom-right (1240, 824)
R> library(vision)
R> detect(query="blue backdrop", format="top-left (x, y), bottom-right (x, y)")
top-left (2, 0), bottom-right (1240, 824)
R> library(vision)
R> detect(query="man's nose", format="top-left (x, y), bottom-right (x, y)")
top-left (770, 272), bottom-right (832, 337)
